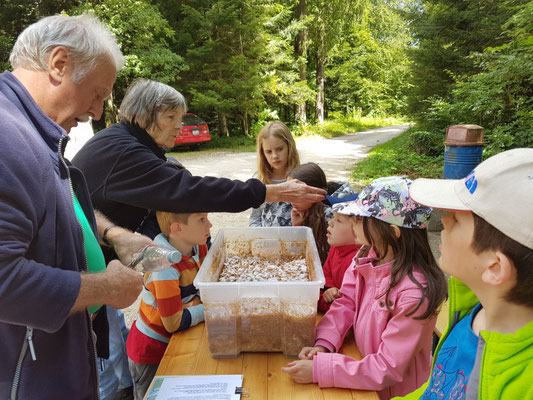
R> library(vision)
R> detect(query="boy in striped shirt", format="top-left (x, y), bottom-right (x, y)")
top-left (126, 211), bottom-right (212, 399)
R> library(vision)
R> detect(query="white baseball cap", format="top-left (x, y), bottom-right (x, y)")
top-left (409, 148), bottom-right (533, 249)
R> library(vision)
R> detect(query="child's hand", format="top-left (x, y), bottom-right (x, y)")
top-left (281, 360), bottom-right (314, 383)
top-left (291, 208), bottom-right (307, 226)
top-left (323, 287), bottom-right (340, 303)
top-left (298, 346), bottom-right (327, 360)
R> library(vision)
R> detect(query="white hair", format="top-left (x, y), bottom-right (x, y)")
top-left (9, 13), bottom-right (124, 83)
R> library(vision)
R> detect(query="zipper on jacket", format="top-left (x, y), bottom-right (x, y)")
top-left (59, 135), bottom-right (101, 400)
top-left (10, 326), bottom-right (36, 400)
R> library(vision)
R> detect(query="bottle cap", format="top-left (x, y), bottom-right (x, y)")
top-left (166, 250), bottom-right (182, 264)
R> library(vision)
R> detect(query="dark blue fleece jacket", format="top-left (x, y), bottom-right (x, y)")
top-left (0, 71), bottom-right (100, 399)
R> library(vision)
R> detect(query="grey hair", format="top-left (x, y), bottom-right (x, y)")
top-left (9, 13), bottom-right (124, 83)
top-left (119, 79), bottom-right (187, 131)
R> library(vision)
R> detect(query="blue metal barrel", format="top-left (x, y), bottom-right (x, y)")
top-left (443, 145), bottom-right (483, 179)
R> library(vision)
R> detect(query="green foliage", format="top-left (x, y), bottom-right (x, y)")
top-left (405, 0), bottom-right (520, 115)
top-left (325, 1), bottom-right (413, 116)
top-left (0, 0), bottom-right (81, 71)
top-left (409, 130), bottom-right (445, 157)
top-left (352, 128), bottom-right (444, 187)
top-left (71, 0), bottom-right (186, 110)
top-left (292, 112), bottom-right (406, 138)
top-left (409, 0), bottom-right (533, 157)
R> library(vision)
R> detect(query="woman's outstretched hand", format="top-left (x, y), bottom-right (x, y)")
top-left (265, 179), bottom-right (325, 210)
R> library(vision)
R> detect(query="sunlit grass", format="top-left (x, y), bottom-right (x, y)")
top-left (351, 128), bottom-right (443, 187)
top-left (293, 115), bottom-right (406, 138)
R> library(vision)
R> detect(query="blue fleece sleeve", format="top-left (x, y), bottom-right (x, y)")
top-left (188, 304), bottom-right (205, 326)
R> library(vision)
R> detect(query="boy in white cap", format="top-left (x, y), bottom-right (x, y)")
top-left (397, 148), bottom-right (533, 399)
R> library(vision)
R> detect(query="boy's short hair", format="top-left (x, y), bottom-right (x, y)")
top-left (409, 148), bottom-right (533, 307)
top-left (156, 211), bottom-right (191, 237)
top-left (472, 213), bottom-right (533, 307)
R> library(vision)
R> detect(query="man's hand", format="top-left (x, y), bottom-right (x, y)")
top-left (281, 360), bottom-right (314, 383)
top-left (298, 345), bottom-right (327, 360)
top-left (71, 260), bottom-right (143, 314)
top-left (323, 287), bottom-right (340, 303)
top-left (102, 260), bottom-right (144, 309)
top-left (108, 228), bottom-right (154, 266)
top-left (265, 180), bottom-right (325, 210)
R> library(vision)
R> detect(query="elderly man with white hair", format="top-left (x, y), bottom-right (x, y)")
top-left (0, 14), bottom-right (151, 399)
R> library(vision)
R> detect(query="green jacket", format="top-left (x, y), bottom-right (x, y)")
top-left (396, 277), bottom-right (533, 400)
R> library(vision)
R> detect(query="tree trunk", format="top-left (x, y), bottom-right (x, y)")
top-left (105, 94), bottom-right (119, 125)
top-left (242, 111), bottom-right (249, 136)
top-left (316, 28), bottom-right (325, 124)
top-left (218, 112), bottom-right (229, 137)
top-left (295, 0), bottom-right (307, 123)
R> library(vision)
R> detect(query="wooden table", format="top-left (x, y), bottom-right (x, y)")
top-left (154, 321), bottom-right (379, 400)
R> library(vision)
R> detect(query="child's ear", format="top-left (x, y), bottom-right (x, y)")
top-left (481, 250), bottom-right (516, 287)
top-left (169, 221), bottom-right (182, 234)
top-left (390, 225), bottom-right (401, 239)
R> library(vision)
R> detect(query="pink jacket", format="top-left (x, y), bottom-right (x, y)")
top-left (313, 249), bottom-right (436, 400)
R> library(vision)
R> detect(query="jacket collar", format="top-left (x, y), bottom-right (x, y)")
top-left (122, 122), bottom-right (166, 160)
top-left (1, 71), bottom-right (66, 154)
top-left (354, 247), bottom-right (395, 279)
top-left (336, 244), bottom-right (360, 258)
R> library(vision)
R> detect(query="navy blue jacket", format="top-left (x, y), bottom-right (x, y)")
top-left (0, 71), bottom-right (101, 399)
top-left (72, 122), bottom-right (266, 235)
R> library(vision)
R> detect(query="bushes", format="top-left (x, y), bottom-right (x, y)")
top-left (351, 128), bottom-right (444, 187)
top-left (409, 130), bottom-right (445, 157)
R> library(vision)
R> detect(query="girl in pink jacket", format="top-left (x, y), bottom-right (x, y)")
top-left (283, 177), bottom-right (447, 400)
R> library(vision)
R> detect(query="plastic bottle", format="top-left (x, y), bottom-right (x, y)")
top-left (129, 245), bottom-right (182, 272)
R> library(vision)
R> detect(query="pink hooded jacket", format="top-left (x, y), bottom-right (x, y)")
top-left (313, 249), bottom-right (436, 400)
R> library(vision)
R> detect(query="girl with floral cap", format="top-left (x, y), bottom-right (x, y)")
top-left (283, 176), bottom-right (447, 400)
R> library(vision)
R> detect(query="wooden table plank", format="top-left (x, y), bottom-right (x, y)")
top-left (243, 353), bottom-right (268, 399)
top-left (155, 321), bottom-right (379, 400)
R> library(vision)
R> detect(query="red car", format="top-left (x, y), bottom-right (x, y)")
top-left (174, 113), bottom-right (211, 147)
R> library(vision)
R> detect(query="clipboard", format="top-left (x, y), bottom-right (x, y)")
top-left (144, 374), bottom-right (249, 399)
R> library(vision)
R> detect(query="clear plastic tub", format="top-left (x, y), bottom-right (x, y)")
top-left (194, 227), bottom-right (325, 358)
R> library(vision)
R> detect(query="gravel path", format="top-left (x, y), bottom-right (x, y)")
top-left (122, 124), bottom-right (442, 326)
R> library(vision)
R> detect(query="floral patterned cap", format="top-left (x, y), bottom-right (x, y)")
top-left (332, 176), bottom-right (432, 229)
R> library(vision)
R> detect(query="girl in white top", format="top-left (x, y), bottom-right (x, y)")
top-left (249, 121), bottom-right (300, 227)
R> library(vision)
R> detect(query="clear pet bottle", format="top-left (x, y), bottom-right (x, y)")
top-left (129, 245), bottom-right (182, 272)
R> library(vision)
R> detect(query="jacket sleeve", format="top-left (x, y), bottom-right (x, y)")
top-left (314, 262), bottom-right (357, 352)
top-left (313, 293), bottom-right (435, 391)
top-left (0, 127), bottom-right (80, 332)
top-left (103, 143), bottom-right (266, 213)
top-left (149, 268), bottom-right (204, 333)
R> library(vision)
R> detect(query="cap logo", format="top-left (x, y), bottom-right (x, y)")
top-left (464, 171), bottom-right (477, 194)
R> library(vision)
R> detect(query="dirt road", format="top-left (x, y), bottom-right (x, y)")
top-left (177, 124), bottom-right (410, 239)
